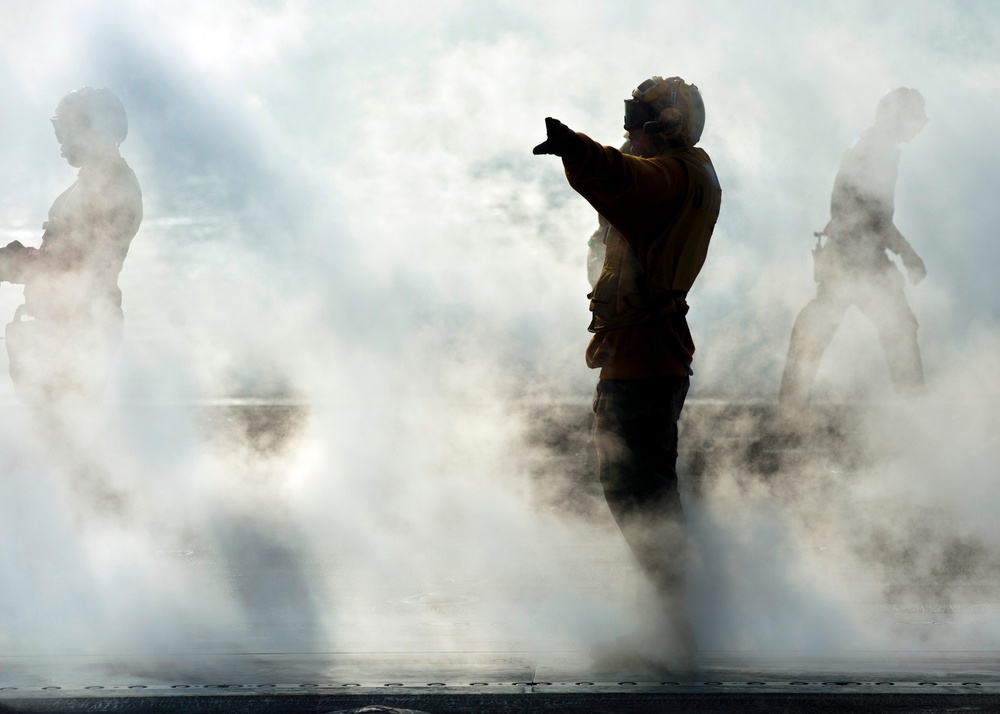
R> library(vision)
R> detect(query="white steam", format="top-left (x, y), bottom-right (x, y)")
top-left (0, 0), bottom-right (997, 670)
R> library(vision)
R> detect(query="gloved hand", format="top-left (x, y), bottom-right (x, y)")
top-left (905, 254), bottom-right (927, 285)
top-left (0, 240), bottom-right (24, 283)
top-left (532, 117), bottom-right (582, 158)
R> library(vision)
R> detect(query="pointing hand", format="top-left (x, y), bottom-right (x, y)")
top-left (533, 117), bottom-right (582, 158)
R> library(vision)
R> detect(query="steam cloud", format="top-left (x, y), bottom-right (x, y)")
top-left (0, 0), bottom-right (998, 670)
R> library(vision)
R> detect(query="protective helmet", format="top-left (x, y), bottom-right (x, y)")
top-left (51, 87), bottom-right (129, 146)
top-left (875, 86), bottom-right (927, 128)
top-left (624, 76), bottom-right (705, 146)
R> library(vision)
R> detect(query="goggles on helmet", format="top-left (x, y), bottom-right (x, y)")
top-left (50, 117), bottom-right (70, 144)
top-left (51, 111), bottom-right (89, 144)
top-left (623, 98), bottom-right (657, 130)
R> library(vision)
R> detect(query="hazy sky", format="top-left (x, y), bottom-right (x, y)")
top-left (1, 0), bottom-right (998, 401)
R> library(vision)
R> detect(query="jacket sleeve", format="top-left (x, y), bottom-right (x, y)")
top-left (883, 223), bottom-right (922, 265)
top-left (6, 173), bottom-right (139, 285)
top-left (561, 132), bottom-right (687, 246)
top-left (4, 218), bottom-right (93, 284)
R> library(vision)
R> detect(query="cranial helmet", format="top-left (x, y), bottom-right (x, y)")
top-left (624, 76), bottom-right (705, 146)
top-left (52, 87), bottom-right (129, 146)
top-left (875, 86), bottom-right (927, 128)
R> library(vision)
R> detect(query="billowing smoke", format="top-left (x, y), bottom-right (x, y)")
top-left (0, 0), bottom-right (998, 670)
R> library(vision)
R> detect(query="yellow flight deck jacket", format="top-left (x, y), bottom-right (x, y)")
top-left (563, 133), bottom-right (721, 379)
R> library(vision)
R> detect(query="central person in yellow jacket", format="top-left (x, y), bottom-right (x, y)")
top-left (534, 76), bottom-right (721, 672)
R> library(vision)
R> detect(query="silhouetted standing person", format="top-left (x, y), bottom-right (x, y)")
top-left (0, 87), bottom-right (142, 404)
top-left (534, 76), bottom-right (721, 671)
top-left (780, 88), bottom-right (928, 405)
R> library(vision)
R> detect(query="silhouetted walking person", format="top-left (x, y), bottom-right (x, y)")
top-left (780, 87), bottom-right (928, 406)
